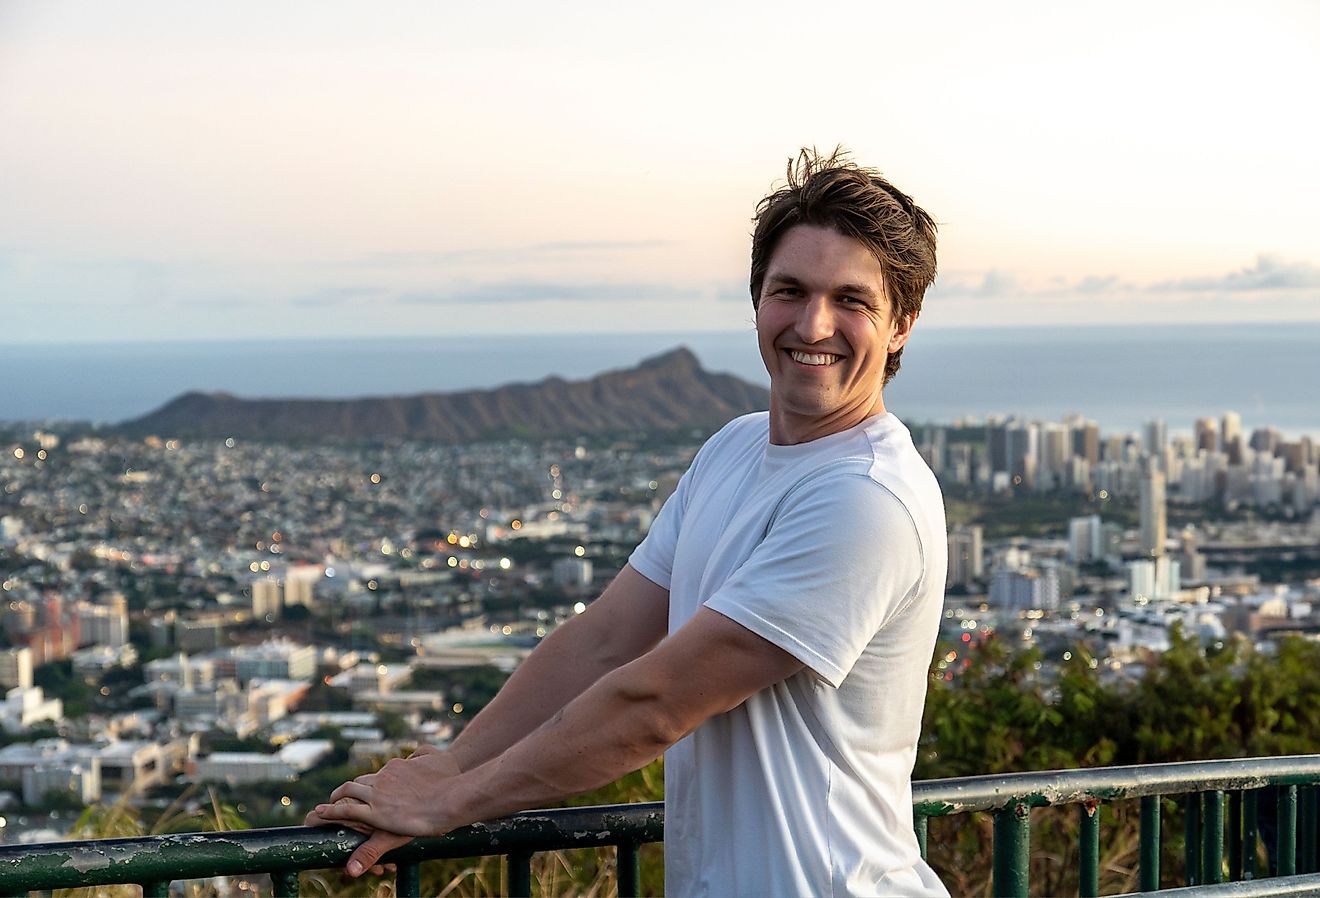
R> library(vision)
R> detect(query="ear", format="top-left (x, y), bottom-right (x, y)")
top-left (888, 311), bottom-right (918, 353)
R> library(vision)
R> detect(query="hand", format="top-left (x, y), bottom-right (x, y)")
top-left (312, 751), bottom-right (464, 877)
top-left (304, 798), bottom-right (407, 877)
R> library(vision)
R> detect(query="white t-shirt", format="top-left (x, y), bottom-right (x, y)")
top-left (629, 411), bottom-right (948, 897)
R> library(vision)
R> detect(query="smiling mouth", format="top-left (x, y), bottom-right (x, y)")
top-left (787, 350), bottom-right (843, 366)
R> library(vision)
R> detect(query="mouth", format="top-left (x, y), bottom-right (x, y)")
top-left (786, 349), bottom-right (843, 367)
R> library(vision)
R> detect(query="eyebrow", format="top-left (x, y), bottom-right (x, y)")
top-left (764, 274), bottom-right (880, 299)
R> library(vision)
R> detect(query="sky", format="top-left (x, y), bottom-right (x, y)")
top-left (2, 0), bottom-right (1319, 344)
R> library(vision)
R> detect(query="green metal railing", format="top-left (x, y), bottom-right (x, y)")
top-left (0, 802), bottom-right (662, 897)
top-left (913, 754), bottom-right (1320, 897)
top-left (1, 755), bottom-right (1319, 896)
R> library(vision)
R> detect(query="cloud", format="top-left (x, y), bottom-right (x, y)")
top-left (291, 286), bottom-right (389, 308)
top-left (351, 240), bottom-right (673, 269)
top-left (929, 269), bottom-right (1023, 298)
top-left (1151, 255), bottom-right (1320, 292)
top-left (717, 284), bottom-right (751, 303)
top-left (398, 281), bottom-right (700, 304)
top-left (1076, 275), bottom-right (1124, 293)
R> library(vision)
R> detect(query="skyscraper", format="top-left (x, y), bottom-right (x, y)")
top-left (1143, 419), bottom-right (1167, 459)
top-left (1139, 466), bottom-right (1167, 558)
top-left (1222, 411), bottom-right (1243, 464)
top-left (947, 526), bottom-right (984, 587)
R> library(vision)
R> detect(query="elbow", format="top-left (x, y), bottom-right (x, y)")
top-left (608, 666), bottom-right (700, 755)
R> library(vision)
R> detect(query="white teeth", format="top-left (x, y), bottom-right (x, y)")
top-left (789, 351), bottom-right (840, 366)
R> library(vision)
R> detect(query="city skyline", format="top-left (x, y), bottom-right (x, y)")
top-left (2, 1), bottom-right (1319, 345)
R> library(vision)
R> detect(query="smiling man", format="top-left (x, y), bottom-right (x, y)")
top-left (309, 149), bottom-right (949, 897)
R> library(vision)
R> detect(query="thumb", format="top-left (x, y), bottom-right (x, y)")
top-left (346, 830), bottom-right (412, 877)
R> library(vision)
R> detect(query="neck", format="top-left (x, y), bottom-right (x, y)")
top-left (768, 398), bottom-right (888, 446)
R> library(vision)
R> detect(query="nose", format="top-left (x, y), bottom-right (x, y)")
top-left (794, 294), bottom-right (836, 344)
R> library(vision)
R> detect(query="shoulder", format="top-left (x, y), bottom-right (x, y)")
top-left (688, 412), bottom-right (768, 471)
top-left (779, 467), bottom-right (918, 537)
top-left (705, 412), bottom-right (769, 452)
top-left (861, 414), bottom-right (946, 536)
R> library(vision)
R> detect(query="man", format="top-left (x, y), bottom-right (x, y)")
top-left (310, 148), bottom-right (949, 896)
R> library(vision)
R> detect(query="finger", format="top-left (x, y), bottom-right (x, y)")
top-left (328, 781), bottom-right (372, 804)
top-left (314, 800), bottom-right (375, 827)
top-left (346, 831), bottom-right (412, 878)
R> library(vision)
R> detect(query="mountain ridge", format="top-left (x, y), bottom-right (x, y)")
top-left (117, 347), bottom-right (770, 442)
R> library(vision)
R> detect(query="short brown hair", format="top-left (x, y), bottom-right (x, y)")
top-left (750, 147), bottom-right (938, 384)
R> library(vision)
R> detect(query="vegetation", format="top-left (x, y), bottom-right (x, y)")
top-left (919, 628), bottom-right (1320, 895)
top-left (51, 630), bottom-right (1320, 896)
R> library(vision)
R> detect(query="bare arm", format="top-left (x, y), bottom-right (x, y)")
top-left (318, 607), bottom-right (804, 858)
top-left (441, 563), bottom-right (669, 772)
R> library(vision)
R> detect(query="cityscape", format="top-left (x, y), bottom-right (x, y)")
top-left (0, 407), bottom-right (1317, 849)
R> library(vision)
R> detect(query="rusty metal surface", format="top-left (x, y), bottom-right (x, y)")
top-left (913, 755), bottom-right (1320, 816)
top-left (0, 802), bottom-right (664, 893)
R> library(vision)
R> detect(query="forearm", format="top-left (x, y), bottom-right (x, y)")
top-left (441, 657), bottom-right (683, 830)
top-left (445, 618), bottom-right (621, 770)
top-left (315, 608), bottom-right (803, 847)
top-left (446, 566), bottom-right (668, 772)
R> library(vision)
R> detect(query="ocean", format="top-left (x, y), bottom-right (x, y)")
top-left (3, 321), bottom-right (1318, 438)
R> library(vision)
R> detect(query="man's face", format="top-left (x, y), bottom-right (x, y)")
top-left (756, 224), bottom-right (913, 445)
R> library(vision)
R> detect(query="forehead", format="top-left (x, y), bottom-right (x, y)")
top-left (764, 224), bottom-right (887, 291)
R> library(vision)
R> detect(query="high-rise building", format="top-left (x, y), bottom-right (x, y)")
top-left (77, 601), bottom-right (129, 648)
top-left (284, 571), bottom-right (316, 608)
top-left (1139, 467), bottom-right (1167, 558)
top-left (1194, 418), bottom-right (1218, 453)
top-left (251, 578), bottom-right (283, 620)
top-left (1129, 557), bottom-right (1181, 602)
top-left (1143, 419), bottom-right (1168, 459)
top-left (1067, 515), bottom-right (1103, 563)
top-left (1221, 411), bottom-right (1242, 449)
top-left (947, 526), bottom-right (984, 587)
top-left (1178, 527), bottom-right (1207, 583)
top-left (0, 647), bottom-right (34, 690)
top-left (989, 568), bottom-right (1059, 610)
top-left (1007, 421), bottom-right (1038, 488)
top-left (1039, 424), bottom-right (1069, 491)
top-left (1069, 418), bottom-right (1100, 468)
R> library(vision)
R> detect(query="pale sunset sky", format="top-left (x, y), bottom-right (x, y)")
top-left (2, 0), bottom-right (1318, 344)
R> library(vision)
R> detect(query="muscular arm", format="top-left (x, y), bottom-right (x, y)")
top-left (442, 563), bottom-right (669, 772)
top-left (319, 607), bottom-right (804, 858)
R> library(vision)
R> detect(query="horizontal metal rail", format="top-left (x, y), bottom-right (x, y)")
top-left (913, 755), bottom-right (1320, 817)
top-left (1118, 872), bottom-right (1320, 897)
top-left (2, 756), bottom-right (1320, 896)
top-left (0, 802), bottom-right (663, 894)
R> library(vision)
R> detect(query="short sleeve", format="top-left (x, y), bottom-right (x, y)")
top-left (627, 467), bottom-right (692, 590)
top-left (703, 472), bottom-right (924, 688)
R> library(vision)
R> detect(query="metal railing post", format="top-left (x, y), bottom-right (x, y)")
top-left (1140, 794), bottom-right (1162, 892)
top-left (1229, 790), bottom-right (1243, 881)
top-left (617, 840), bottom-right (642, 898)
top-left (1203, 789), bottom-right (1225, 884)
top-left (992, 800), bottom-right (1031, 898)
top-left (1302, 785), bottom-right (1319, 873)
top-left (914, 812), bottom-right (929, 861)
top-left (397, 862), bottom-right (421, 897)
top-left (507, 849), bottom-right (533, 897)
top-left (1242, 787), bottom-right (1258, 880)
top-left (272, 869), bottom-right (300, 897)
top-left (1280, 785), bottom-right (1298, 876)
top-left (1185, 793), bottom-right (1203, 886)
top-left (1079, 801), bottom-right (1100, 898)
